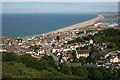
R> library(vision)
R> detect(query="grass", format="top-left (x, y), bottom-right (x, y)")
top-left (2, 62), bottom-right (79, 78)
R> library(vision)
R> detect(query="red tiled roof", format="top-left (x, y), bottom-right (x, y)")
top-left (54, 47), bottom-right (61, 49)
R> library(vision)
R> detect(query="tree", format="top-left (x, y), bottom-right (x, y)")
top-left (83, 35), bottom-right (92, 41)
top-left (86, 56), bottom-right (97, 64)
top-left (81, 45), bottom-right (89, 50)
top-left (95, 54), bottom-right (101, 60)
top-left (88, 69), bottom-right (103, 79)
top-left (75, 57), bottom-right (86, 65)
top-left (56, 36), bottom-right (60, 42)
top-left (72, 67), bottom-right (88, 77)
top-left (75, 37), bottom-right (84, 42)
top-left (52, 44), bottom-right (55, 47)
top-left (2, 52), bottom-right (19, 62)
top-left (107, 43), bottom-right (116, 49)
top-left (89, 47), bottom-right (99, 56)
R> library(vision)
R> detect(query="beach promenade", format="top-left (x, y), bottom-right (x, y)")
top-left (51, 14), bottom-right (104, 33)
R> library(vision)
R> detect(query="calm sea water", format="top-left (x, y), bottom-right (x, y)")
top-left (100, 15), bottom-right (118, 23)
top-left (2, 13), bottom-right (97, 37)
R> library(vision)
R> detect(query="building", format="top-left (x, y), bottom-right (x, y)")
top-left (89, 39), bottom-right (93, 44)
top-left (110, 56), bottom-right (119, 63)
top-left (52, 47), bottom-right (61, 53)
top-left (76, 50), bottom-right (90, 58)
top-left (101, 52), bottom-right (109, 59)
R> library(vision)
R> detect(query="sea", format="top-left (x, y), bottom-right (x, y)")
top-left (2, 13), bottom-right (98, 37)
top-left (100, 14), bottom-right (119, 23)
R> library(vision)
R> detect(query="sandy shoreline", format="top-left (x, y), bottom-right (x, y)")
top-left (49, 14), bottom-right (104, 34)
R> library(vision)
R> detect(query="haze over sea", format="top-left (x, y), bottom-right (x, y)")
top-left (2, 13), bottom-right (97, 37)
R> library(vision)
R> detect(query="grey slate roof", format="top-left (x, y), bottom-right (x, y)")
top-left (77, 50), bottom-right (90, 54)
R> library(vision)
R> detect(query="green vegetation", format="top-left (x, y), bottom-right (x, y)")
top-left (29, 45), bottom-right (42, 51)
top-left (59, 63), bottom-right (119, 79)
top-left (2, 52), bottom-right (57, 71)
top-left (56, 36), bottom-right (60, 41)
top-left (2, 51), bottom-right (120, 79)
top-left (74, 57), bottom-right (86, 65)
top-left (3, 62), bottom-right (73, 78)
top-left (2, 52), bottom-right (77, 79)
top-left (74, 56), bottom-right (97, 65)
top-left (69, 28), bottom-right (120, 51)
top-left (67, 37), bottom-right (84, 44)
top-left (79, 45), bottom-right (90, 50)
top-left (90, 28), bottom-right (120, 50)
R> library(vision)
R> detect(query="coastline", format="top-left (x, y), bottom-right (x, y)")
top-left (50, 14), bottom-right (104, 34)
top-left (2, 14), bottom-right (104, 38)
top-left (30, 14), bottom-right (104, 38)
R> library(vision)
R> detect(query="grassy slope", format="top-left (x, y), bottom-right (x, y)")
top-left (2, 62), bottom-right (79, 78)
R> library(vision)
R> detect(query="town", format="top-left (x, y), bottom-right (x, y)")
top-left (1, 21), bottom-right (120, 69)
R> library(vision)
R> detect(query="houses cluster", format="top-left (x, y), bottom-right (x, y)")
top-left (1, 26), bottom-right (100, 57)
top-left (1, 22), bottom-right (120, 69)
top-left (51, 39), bottom-right (93, 62)
top-left (98, 51), bottom-right (120, 68)
top-left (94, 22), bottom-right (118, 27)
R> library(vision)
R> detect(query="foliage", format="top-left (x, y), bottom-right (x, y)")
top-left (68, 28), bottom-right (120, 50)
top-left (2, 52), bottom-right (19, 62)
top-left (86, 56), bottom-right (97, 64)
top-left (83, 35), bottom-right (92, 41)
top-left (2, 51), bottom-right (120, 79)
top-left (89, 47), bottom-right (100, 56)
top-left (92, 28), bottom-right (120, 50)
top-left (74, 57), bottom-right (86, 65)
top-left (2, 62), bottom-right (69, 78)
top-left (74, 56), bottom-right (97, 64)
top-left (2, 52), bottom-right (57, 71)
top-left (59, 63), bottom-right (119, 79)
top-left (67, 37), bottom-right (84, 44)
top-left (79, 45), bottom-right (89, 50)
top-left (56, 36), bottom-right (60, 41)
top-left (28, 45), bottom-right (41, 51)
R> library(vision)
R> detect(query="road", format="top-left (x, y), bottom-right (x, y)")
top-left (45, 44), bottom-right (59, 65)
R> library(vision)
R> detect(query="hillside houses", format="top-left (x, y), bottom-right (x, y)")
top-left (1, 26), bottom-right (120, 69)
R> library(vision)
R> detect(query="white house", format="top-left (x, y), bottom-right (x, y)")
top-left (89, 39), bottom-right (93, 44)
top-left (52, 49), bottom-right (56, 53)
top-left (94, 23), bottom-right (103, 27)
top-left (57, 53), bottom-right (61, 56)
top-left (110, 56), bottom-right (119, 63)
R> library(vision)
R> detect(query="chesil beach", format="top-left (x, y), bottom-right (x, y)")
top-left (38, 14), bottom-right (104, 36)
top-left (51, 14), bottom-right (104, 33)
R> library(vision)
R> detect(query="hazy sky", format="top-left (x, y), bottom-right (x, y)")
top-left (2, 2), bottom-right (118, 14)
